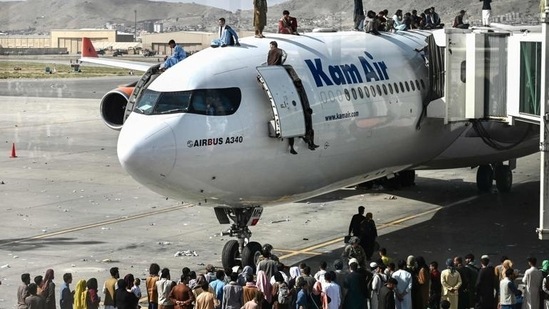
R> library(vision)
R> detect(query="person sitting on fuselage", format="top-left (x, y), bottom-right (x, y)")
top-left (211, 18), bottom-right (241, 48)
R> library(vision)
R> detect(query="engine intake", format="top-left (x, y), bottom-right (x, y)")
top-left (100, 88), bottom-right (133, 131)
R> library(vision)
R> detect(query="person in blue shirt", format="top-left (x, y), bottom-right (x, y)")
top-left (160, 39), bottom-right (186, 70)
top-left (211, 18), bottom-right (241, 48)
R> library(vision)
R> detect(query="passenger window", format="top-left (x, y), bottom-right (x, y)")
top-left (344, 89), bottom-right (351, 101)
top-left (382, 84), bottom-right (388, 95)
top-left (370, 86), bottom-right (376, 97)
top-left (388, 83), bottom-right (394, 94)
top-left (410, 80), bottom-right (415, 91)
top-left (405, 81), bottom-right (410, 92)
top-left (320, 91), bottom-right (328, 104)
top-left (420, 79), bottom-right (425, 89)
top-left (358, 87), bottom-right (364, 99)
top-left (394, 82), bottom-right (399, 93)
top-left (328, 90), bottom-right (336, 103)
top-left (351, 88), bottom-right (357, 100)
top-left (399, 82), bottom-right (405, 93)
top-left (415, 80), bottom-right (421, 90)
top-left (376, 85), bottom-right (382, 96)
top-left (364, 86), bottom-right (370, 97)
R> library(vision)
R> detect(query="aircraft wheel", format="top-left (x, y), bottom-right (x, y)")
top-left (241, 241), bottom-right (262, 271)
top-left (398, 170), bottom-right (416, 187)
top-left (495, 165), bottom-right (512, 193)
top-left (476, 165), bottom-right (493, 192)
top-left (221, 240), bottom-right (240, 270)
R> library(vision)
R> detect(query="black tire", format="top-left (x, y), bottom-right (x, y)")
top-left (221, 240), bottom-right (240, 270)
top-left (495, 165), bottom-right (512, 193)
top-left (476, 165), bottom-right (493, 192)
top-left (241, 241), bottom-right (262, 271)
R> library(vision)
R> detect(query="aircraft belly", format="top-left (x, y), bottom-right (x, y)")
top-left (415, 122), bottom-right (539, 169)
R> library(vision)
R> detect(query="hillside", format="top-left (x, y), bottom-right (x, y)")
top-left (0, 0), bottom-right (541, 34)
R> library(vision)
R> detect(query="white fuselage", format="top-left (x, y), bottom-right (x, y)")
top-left (116, 31), bottom-right (537, 207)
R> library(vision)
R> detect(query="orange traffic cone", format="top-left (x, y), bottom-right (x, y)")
top-left (10, 143), bottom-right (17, 158)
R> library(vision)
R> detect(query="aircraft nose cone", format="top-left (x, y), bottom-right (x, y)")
top-left (117, 118), bottom-right (176, 186)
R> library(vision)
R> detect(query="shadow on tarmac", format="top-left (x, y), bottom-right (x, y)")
top-left (291, 179), bottom-right (545, 273)
top-left (0, 237), bottom-right (105, 251)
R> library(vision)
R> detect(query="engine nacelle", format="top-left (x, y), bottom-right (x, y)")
top-left (100, 87), bottom-right (134, 131)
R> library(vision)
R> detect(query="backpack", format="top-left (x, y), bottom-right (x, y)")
top-left (277, 282), bottom-right (291, 305)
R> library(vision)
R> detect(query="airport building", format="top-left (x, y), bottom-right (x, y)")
top-left (0, 28), bottom-right (254, 55)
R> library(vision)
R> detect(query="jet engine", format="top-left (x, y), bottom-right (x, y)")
top-left (100, 86), bottom-right (134, 131)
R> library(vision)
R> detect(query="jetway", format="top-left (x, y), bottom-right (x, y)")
top-left (422, 24), bottom-right (549, 240)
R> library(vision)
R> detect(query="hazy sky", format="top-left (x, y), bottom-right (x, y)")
top-left (0, 0), bottom-right (289, 11)
top-left (149, 0), bottom-right (288, 11)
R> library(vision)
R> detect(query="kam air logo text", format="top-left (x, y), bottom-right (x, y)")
top-left (305, 52), bottom-right (389, 87)
top-left (325, 111), bottom-right (360, 121)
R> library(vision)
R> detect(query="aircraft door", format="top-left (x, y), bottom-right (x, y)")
top-left (256, 66), bottom-right (306, 138)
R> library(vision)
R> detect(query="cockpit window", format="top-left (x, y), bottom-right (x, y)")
top-left (134, 87), bottom-right (241, 116)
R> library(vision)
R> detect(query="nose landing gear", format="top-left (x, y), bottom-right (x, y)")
top-left (214, 206), bottom-right (264, 270)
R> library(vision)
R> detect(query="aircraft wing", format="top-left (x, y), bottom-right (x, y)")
top-left (79, 37), bottom-right (155, 72)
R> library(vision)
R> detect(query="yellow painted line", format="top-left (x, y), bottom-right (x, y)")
top-left (277, 206), bottom-right (441, 260)
top-left (275, 248), bottom-right (322, 256)
top-left (0, 203), bottom-right (194, 247)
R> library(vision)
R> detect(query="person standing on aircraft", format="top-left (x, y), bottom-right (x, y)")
top-left (353, 0), bottom-right (365, 30)
top-left (160, 40), bottom-right (186, 71)
top-left (348, 206), bottom-right (365, 238)
top-left (480, 0), bottom-right (491, 26)
top-left (453, 10), bottom-right (470, 29)
top-left (254, 0), bottom-right (267, 38)
top-left (278, 10), bottom-right (299, 35)
top-left (211, 18), bottom-right (241, 48)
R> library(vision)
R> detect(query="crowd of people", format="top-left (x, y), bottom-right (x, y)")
top-left (14, 242), bottom-right (549, 309)
top-left (10, 206), bottom-right (549, 309)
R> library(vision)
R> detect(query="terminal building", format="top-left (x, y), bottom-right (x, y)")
top-left (0, 28), bottom-right (253, 55)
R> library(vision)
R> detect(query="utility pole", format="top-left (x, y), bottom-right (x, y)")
top-left (134, 9), bottom-right (137, 42)
top-left (539, 0), bottom-right (549, 240)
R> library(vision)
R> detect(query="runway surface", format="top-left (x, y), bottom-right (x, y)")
top-left (0, 77), bottom-right (546, 307)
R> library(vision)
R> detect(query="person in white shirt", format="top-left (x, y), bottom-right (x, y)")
top-left (322, 272), bottom-right (341, 309)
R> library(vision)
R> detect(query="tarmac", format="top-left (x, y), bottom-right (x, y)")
top-left (0, 78), bottom-right (546, 307)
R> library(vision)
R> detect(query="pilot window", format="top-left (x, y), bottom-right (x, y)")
top-left (134, 88), bottom-right (241, 116)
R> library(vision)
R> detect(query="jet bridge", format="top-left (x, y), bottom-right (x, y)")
top-left (423, 24), bottom-right (549, 240)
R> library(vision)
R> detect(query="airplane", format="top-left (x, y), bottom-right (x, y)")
top-left (80, 28), bottom-right (538, 270)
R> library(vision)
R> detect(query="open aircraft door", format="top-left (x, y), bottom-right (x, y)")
top-left (256, 66), bottom-right (306, 138)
